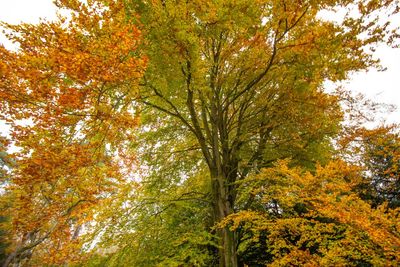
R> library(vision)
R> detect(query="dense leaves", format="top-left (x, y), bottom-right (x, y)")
top-left (0, 0), bottom-right (399, 266)
top-left (220, 160), bottom-right (400, 266)
top-left (131, 0), bottom-right (399, 265)
top-left (0, 0), bottom-right (145, 265)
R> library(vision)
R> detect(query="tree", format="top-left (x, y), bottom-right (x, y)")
top-left (341, 126), bottom-right (400, 208)
top-left (1, 0), bottom-right (399, 266)
top-left (362, 127), bottom-right (400, 208)
top-left (0, 0), bottom-right (146, 265)
top-left (129, 0), bottom-right (399, 265)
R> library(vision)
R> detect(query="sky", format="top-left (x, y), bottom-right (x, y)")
top-left (0, 0), bottom-right (399, 126)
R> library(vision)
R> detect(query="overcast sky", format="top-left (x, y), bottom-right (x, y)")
top-left (1, 0), bottom-right (399, 125)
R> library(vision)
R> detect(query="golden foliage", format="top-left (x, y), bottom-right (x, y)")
top-left (0, 0), bottom-right (145, 265)
top-left (220, 160), bottom-right (400, 265)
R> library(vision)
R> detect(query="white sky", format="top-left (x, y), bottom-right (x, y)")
top-left (0, 0), bottom-right (399, 126)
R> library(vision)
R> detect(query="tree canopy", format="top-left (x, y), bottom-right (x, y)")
top-left (0, 0), bottom-right (399, 266)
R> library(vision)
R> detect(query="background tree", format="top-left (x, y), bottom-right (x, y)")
top-left (340, 126), bottom-right (400, 208)
top-left (362, 127), bottom-right (400, 208)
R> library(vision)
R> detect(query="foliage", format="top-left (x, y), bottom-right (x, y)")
top-left (78, 171), bottom-right (216, 267)
top-left (220, 160), bottom-right (400, 266)
top-left (341, 126), bottom-right (400, 208)
top-left (0, 0), bottom-right (145, 265)
top-left (129, 0), bottom-right (399, 265)
top-left (359, 127), bottom-right (400, 209)
top-left (0, 0), bottom-right (399, 266)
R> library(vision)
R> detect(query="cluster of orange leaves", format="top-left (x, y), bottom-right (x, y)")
top-left (0, 0), bottom-right (146, 265)
top-left (220, 160), bottom-right (400, 266)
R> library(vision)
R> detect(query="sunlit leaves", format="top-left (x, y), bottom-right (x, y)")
top-left (0, 0), bottom-right (145, 265)
top-left (220, 160), bottom-right (400, 265)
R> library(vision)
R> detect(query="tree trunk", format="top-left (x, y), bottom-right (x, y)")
top-left (211, 174), bottom-right (238, 267)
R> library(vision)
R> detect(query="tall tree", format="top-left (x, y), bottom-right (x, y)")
top-left (0, 0), bottom-right (146, 265)
top-left (129, 0), bottom-right (399, 265)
